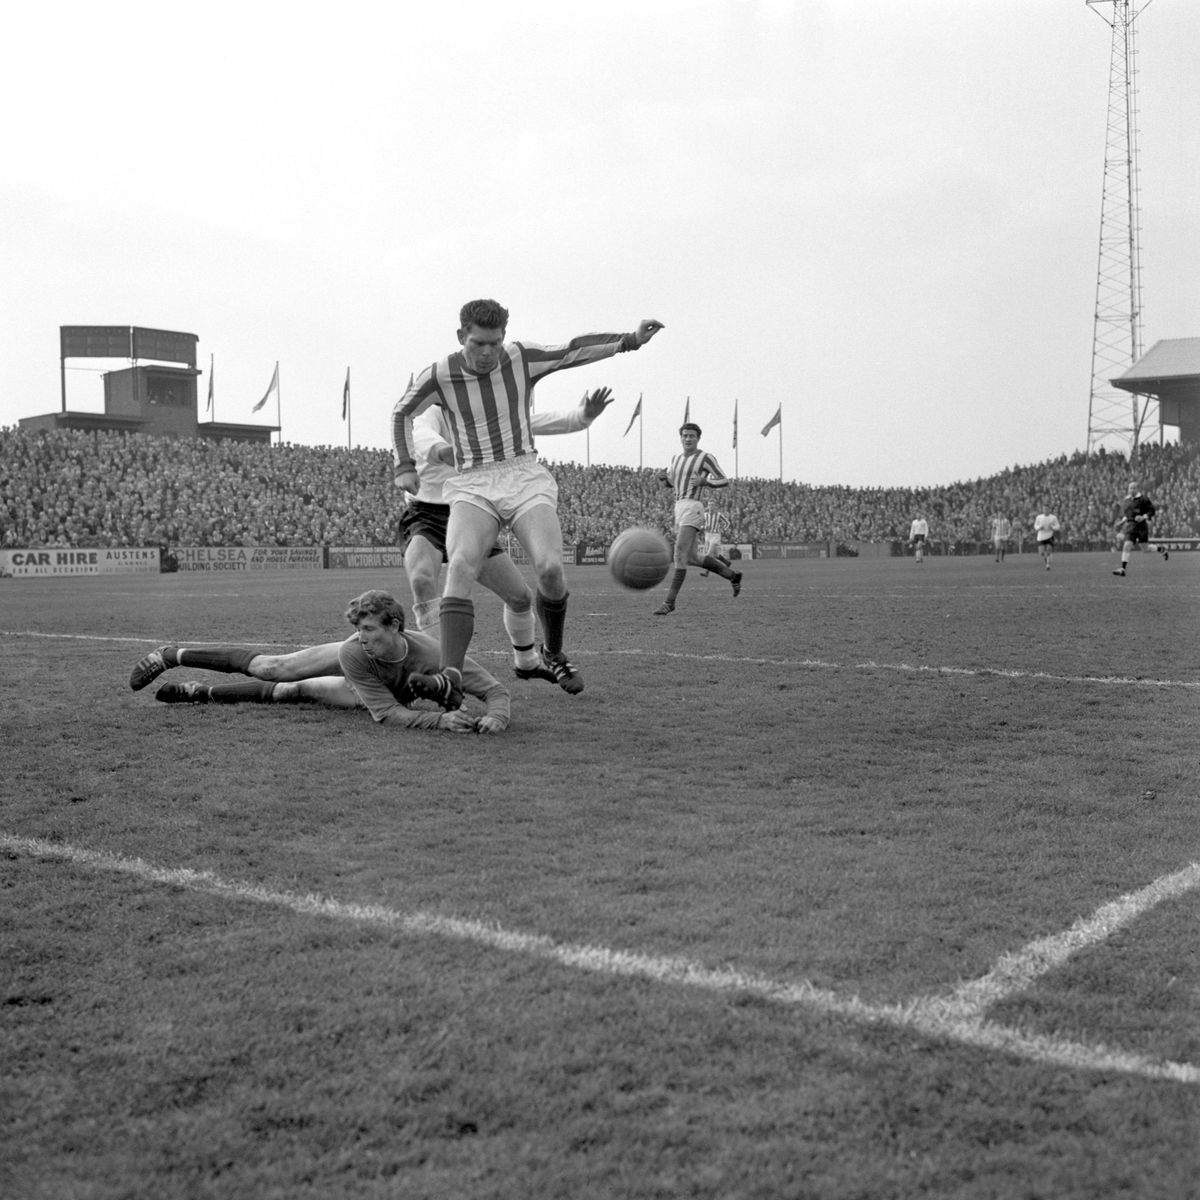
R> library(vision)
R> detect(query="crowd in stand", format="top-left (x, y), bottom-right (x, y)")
top-left (2, 426), bottom-right (1198, 553)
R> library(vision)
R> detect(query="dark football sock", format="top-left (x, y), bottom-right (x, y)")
top-left (178, 647), bottom-right (261, 674)
top-left (439, 596), bottom-right (475, 673)
top-left (536, 591), bottom-right (568, 655)
top-left (701, 555), bottom-right (733, 579)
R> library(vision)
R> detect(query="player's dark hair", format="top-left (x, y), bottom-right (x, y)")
top-left (459, 298), bottom-right (509, 331)
top-left (680, 422), bottom-right (702, 437)
top-left (344, 589), bottom-right (406, 630)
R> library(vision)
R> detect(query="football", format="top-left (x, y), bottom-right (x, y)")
top-left (608, 526), bottom-right (672, 590)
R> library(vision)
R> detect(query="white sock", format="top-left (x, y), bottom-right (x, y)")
top-left (413, 598), bottom-right (440, 630)
top-left (504, 605), bottom-right (539, 668)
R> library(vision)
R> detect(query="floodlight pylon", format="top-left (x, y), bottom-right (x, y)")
top-left (1085, 0), bottom-right (1158, 460)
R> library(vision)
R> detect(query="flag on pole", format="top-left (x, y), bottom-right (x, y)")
top-left (683, 396), bottom-right (690, 424)
top-left (761, 404), bottom-right (782, 437)
top-left (206, 354), bottom-right (214, 413)
top-left (732, 398), bottom-right (738, 449)
top-left (623, 393), bottom-right (643, 438)
top-left (253, 362), bottom-right (279, 413)
top-left (342, 367), bottom-right (351, 420)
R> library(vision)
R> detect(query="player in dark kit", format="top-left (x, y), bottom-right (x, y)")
top-left (128, 591), bottom-right (510, 734)
top-left (1112, 482), bottom-right (1162, 576)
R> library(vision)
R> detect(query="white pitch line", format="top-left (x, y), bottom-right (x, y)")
top-left (602, 649), bottom-right (1200, 691)
top-left (3, 833), bottom-right (1197, 1084)
top-left (0, 630), bottom-right (300, 648)
top-left (934, 861), bottom-right (1200, 1021)
top-left (3, 629), bottom-right (1196, 690)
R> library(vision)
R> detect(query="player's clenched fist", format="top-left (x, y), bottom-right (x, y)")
top-left (393, 467), bottom-right (420, 493)
top-left (636, 319), bottom-right (665, 345)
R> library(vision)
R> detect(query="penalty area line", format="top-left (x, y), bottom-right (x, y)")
top-left (932, 861), bottom-right (1200, 1022)
top-left (3, 833), bottom-right (1197, 1085)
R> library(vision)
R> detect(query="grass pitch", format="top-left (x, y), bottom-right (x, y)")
top-left (2, 551), bottom-right (1199, 1199)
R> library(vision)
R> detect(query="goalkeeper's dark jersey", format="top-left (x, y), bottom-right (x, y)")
top-left (1121, 494), bottom-right (1156, 540)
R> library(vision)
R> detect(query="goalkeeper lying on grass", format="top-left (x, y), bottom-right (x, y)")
top-left (128, 588), bottom-right (509, 735)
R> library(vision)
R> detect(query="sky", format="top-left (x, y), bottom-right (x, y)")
top-left (2, 0), bottom-right (1196, 488)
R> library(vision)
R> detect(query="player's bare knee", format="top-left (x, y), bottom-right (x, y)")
top-left (535, 564), bottom-right (566, 596)
top-left (253, 656), bottom-right (289, 682)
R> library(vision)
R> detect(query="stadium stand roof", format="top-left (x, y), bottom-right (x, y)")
top-left (1110, 337), bottom-right (1200, 445)
top-left (1111, 338), bottom-right (1200, 392)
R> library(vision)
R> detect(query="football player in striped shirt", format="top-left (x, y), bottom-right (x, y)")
top-left (653, 423), bottom-right (742, 615)
top-left (697, 499), bottom-right (733, 577)
top-left (400, 387), bottom-right (618, 688)
top-left (990, 514), bottom-right (1012, 562)
top-left (391, 298), bottom-right (664, 710)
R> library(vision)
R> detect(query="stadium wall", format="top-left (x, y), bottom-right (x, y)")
top-left (8, 539), bottom-right (1198, 580)
top-left (0, 547), bottom-right (160, 578)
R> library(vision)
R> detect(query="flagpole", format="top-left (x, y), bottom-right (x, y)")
top-left (778, 412), bottom-right (783, 483)
top-left (275, 362), bottom-right (281, 445)
top-left (345, 367), bottom-right (352, 450)
top-left (639, 399), bottom-right (644, 470)
top-left (733, 398), bottom-right (739, 480)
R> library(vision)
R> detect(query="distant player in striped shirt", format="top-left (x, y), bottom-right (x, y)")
top-left (653, 423), bottom-right (742, 615)
top-left (391, 298), bottom-right (664, 709)
top-left (990, 514), bottom-right (1012, 563)
top-left (697, 500), bottom-right (733, 577)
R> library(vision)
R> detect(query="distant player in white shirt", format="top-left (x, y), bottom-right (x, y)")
top-left (1033, 508), bottom-right (1061, 570)
top-left (908, 516), bottom-right (929, 563)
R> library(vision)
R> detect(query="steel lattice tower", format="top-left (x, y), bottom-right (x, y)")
top-left (1085, 0), bottom-right (1157, 459)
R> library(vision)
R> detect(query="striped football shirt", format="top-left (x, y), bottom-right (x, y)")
top-left (704, 509), bottom-right (732, 536)
top-left (666, 450), bottom-right (728, 500)
top-left (392, 333), bottom-right (628, 471)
